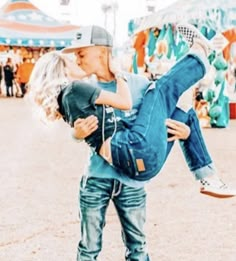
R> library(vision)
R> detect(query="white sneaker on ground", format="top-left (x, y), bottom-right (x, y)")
top-left (176, 23), bottom-right (213, 56)
top-left (200, 176), bottom-right (236, 198)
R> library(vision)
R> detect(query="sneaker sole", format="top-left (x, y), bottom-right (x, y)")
top-left (177, 23), bottom-right (213, 51)
top-left (200, 189), bottom-right (236, 198)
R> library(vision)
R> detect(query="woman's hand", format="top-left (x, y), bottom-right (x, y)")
top-left (108, 54), bottom-right (121, 75)
top-left (73, 115), bottom-right (99, 139)
top-left (165, 118), bottom-right (190, 141)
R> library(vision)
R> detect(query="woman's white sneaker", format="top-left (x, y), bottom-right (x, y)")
top-left (176, 23), bottom-right (213, 56)
top-left (200, 176), bottom-right (236, 198)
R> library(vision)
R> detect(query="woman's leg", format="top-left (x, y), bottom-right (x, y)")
top-left (111, 53), bottom-right (207, 181)
top-left (163, 107), bottom-right (236, 198)
top-left (167, 107), bottom-right (212, 175)
top-left (132, 53), bottom-right (206, 135)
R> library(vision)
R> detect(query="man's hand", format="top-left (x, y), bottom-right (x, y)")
top-left (165, 118), bottom-right (190, 142)
top-left (73, 115), bottom-right (98, 139)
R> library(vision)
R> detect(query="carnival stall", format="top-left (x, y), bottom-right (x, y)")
top-left (0, 0), bottom-right (80, 97)
top-left (128, 0), bottom-right (236, 127)
top-left (0, 0), bottom-right (80, 48)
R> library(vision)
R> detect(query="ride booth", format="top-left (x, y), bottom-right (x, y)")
top-left (128, 21), bottom-right (236, 128)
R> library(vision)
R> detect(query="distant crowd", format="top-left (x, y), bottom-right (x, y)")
top-left (0, 45), bottom-right (56, 98)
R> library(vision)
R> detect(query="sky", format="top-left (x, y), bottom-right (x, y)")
top-left (0, 0), bottom-right (177, 45)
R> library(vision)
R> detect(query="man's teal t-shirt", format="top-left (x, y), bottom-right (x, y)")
top-left (85, 72), bottom-right (151, 188)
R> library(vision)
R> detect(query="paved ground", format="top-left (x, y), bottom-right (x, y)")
top-left (0, 97), bottom-right (236, 261)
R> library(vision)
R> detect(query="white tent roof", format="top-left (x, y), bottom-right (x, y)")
top-left (131, 0), bottom-right (236, 34)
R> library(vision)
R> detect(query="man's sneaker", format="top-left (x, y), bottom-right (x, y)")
top-left (176, 23), bottom-right (213, 56)
top-left (200, 176), bottom-right (236, 198)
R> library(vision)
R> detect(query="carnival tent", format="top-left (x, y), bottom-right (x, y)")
top-left (130, 0), bottom-right (236, 34)
top-left (0, 0), bottom-right (80, 47)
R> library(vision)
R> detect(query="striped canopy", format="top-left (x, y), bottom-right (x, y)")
top-left (0, 0), bottom-right (80, 47)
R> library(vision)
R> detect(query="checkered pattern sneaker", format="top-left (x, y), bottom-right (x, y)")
top-left (176, 23), bottom-right (213, 56)
top-left (200, 176), bottom-right (236, 198)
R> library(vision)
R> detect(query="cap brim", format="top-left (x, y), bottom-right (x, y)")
top-left (61, 43), bottom-right (95, 54)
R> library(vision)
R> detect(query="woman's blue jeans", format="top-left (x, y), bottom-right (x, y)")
top-left (166, 107), bottom-right (212, 176)
top-left (78, 176), bottom-right (150, 261)
top-left (111, 54), bottom-right (211, 181)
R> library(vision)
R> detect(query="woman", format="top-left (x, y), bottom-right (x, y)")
top-left (28, 41), bottom-right (210, 182)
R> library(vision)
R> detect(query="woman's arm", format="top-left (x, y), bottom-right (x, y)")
top-left (95, 74), bottom-right (132, 110)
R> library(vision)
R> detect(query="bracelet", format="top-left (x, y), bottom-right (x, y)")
top-left (71, 131), bottom-right (84, 143)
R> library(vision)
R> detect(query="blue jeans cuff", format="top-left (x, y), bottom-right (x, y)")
top-left (192, 163), bottom-right (216, 180)
top-left (188, 50), bottom-right (210, 74)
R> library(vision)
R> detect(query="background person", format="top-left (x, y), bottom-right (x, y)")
top-left (16, 57), bottom-right (34, 97)
top-left (0, 62), bottom-right (2, 95)
top-left (3, 57), bottom-right (15, 97)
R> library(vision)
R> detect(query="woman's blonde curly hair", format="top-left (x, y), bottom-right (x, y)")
top-left (28, 51), bottom-right (69, 121)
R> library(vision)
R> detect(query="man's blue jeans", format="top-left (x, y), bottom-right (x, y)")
top-left (77, 177), bottom-right (150, 261)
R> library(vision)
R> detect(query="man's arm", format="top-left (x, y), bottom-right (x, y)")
top-left (165, 118), bottom-right (190, 141)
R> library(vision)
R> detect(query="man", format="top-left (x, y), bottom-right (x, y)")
top-left (62, 24), bottom-right (235, 260)
top-left (16, 57), bottom-right (34, 97)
